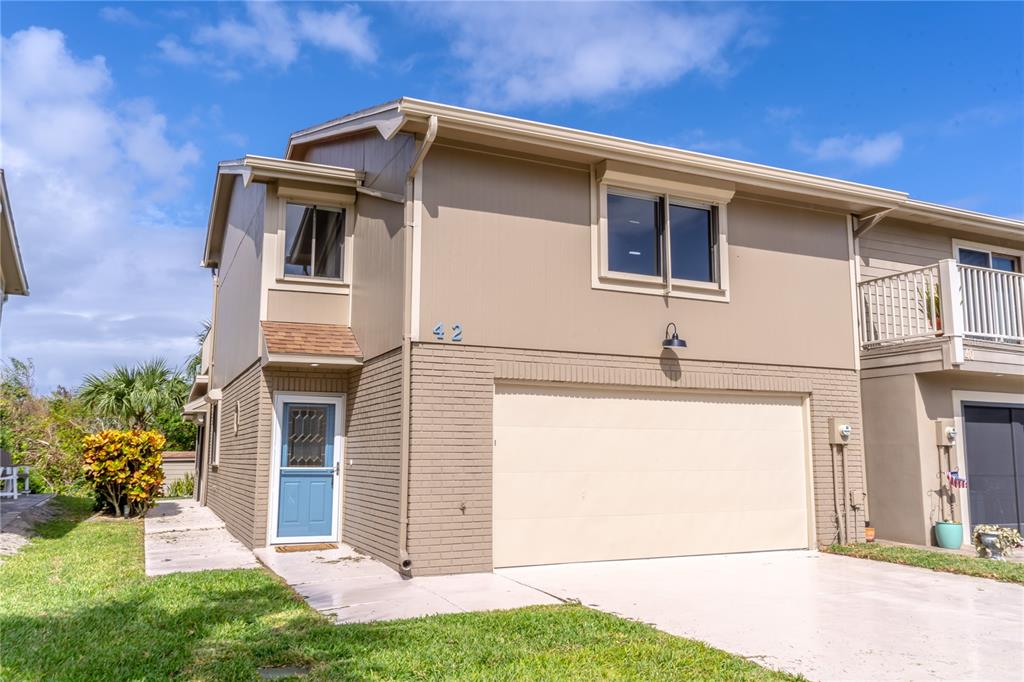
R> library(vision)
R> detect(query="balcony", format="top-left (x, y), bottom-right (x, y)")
top-left (858, 259), bottom-right (1023, 374)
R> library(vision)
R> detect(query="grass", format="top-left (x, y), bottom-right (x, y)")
top-left (0, 497), bottom-right (797, 681)
top-left (825, 542), bottom-right (1024, 585)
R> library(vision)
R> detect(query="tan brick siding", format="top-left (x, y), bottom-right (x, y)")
top-left (343, 349), bottom-right (403, 570)
top-left (409, 343), bottom-right (865, 575)
top-left (205, 361), bottom-right (263, 548)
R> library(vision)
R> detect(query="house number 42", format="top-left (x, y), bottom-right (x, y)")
top-left (432, 323), bottom-right (463, 342)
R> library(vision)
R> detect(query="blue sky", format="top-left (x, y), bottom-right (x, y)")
top-left (1, 1), bottom-right (1022, 390)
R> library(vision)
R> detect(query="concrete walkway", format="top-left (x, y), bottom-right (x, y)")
top-left (255, 544), bottom-right (559, 623)
top-left (144, 499), bottom-right (259, 576)
top-left (500, 550), bottom-right (1024, 682)
top-left (0, 494), bottom-right (55, 557)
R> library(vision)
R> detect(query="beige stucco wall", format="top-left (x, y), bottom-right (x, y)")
top-left (420, 144), bottom-right (857, 370)
top-left (862, 370), bottom-right (1024, 545)
top-left (212, 177), bottom-right (265, 388)
top-left (407, 342), bottom-right (865, 576)
top-left (265, 288), bottom-right (349, 326)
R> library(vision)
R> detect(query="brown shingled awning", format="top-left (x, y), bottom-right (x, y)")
top-left (260, 321), bottom-right (363, 367)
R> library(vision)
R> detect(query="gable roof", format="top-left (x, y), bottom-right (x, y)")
top-left (0, 169), bottom-right (29, 296)
top-left (286, 97), bottom-right (1023, 240)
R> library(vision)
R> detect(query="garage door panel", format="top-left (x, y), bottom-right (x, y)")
top-left (497, 426), bottom-right (805, 474)
top-left (494, 508), bottom-right (809, 567)
top-left (495, 469), bottom-right (807, 518)
top-left (493, 384), bottom-right (810, 567)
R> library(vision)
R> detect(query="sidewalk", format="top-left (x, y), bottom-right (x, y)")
top-left (144, 499), bottom-right (259, 576)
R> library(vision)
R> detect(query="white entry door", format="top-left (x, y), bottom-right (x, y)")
top-left (493, 384), bottom-right (811, 567)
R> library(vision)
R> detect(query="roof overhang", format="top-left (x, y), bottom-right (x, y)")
top-left (202, 155), bottom-right (364, 269)
top-left (260, 321), bottom-right (364, 369)
top-left (0, 170), bottom-right (29, 296)
top-left (286, 97), bottom-right (1023, 237)
top-left (187, 373), bottom-right (209, 403)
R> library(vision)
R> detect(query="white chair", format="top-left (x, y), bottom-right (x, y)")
top-left (0, 450), bottom-right (29, 499)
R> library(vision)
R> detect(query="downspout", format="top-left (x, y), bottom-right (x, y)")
top-left (398, 115), bottom-right (438, 574)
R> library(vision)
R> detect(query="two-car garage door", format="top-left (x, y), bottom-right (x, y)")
top-left (493, 384), bottom-right (812, 567)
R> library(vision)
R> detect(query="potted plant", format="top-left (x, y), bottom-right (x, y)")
top-left (917, 284), bottom-right (942, 332)
top-left (935, 520), bottom-right (963, 549)
top-left (972, 525), bottom-right (1024, 560)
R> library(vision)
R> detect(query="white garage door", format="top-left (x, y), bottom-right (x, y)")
top-left (493, 384), bottom-right (811, 567)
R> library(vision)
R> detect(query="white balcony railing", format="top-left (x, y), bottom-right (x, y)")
top-left (859, 259), bottom-right (1024, 351)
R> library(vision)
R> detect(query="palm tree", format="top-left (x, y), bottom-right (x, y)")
top-left (80, 358), bottom-right (188, 430)
top-left (185, 321), bottom-right (211, 381)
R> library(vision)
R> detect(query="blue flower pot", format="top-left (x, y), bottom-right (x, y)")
top-left (935, 522), bottom-right (963, 549)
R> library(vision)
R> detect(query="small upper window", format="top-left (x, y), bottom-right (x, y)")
top-left (284, 203), bottom-right (346, 279)
top-left (958, 247), bottom-right (1020, 273)
top-left (606, 190), bottom-right (717, 283)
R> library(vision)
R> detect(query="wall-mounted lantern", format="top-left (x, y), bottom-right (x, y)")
top-left (662, 322), bottom-right (687, 348)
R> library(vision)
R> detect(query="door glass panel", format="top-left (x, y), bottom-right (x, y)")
top-left (958, 248), bottom-right (990, 268)
top-left (285, 405), bottom-right (330, 467)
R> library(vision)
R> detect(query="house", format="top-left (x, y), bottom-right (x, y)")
top-left (0, 169), bottom-right (29, 327)
top-left (855, 208), bottom-right (1023, 542)
top-left (184, 98), bottom-right (1022, 575)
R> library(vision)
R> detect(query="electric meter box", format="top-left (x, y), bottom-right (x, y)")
top-left (828, 417), bottom-right (853, 445)
top-left (935, 418), bottom-right (958, 446)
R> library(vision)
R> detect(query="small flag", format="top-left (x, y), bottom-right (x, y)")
top-left (947, 469), bottom-right (968, 489)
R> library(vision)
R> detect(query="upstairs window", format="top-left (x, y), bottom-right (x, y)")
top-left (284, 203), bottom-right (346, 279)
top-left (606, 189), bottom-right (718, 284)
top-left (958, 247), bottom-right (1020, 273)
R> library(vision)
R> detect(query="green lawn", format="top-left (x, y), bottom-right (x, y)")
top-left (0, 497), bottom-right (797, 681)
top-left (825, 542), bottom-right (1024, 585)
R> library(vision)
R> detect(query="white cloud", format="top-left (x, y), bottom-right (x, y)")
top-left (423, 3), bottom-right (761, 107)
top-left (0, 27), bottom-right (208, 390)
top-left (766, 106), bottom-right (801, 124)
top-left (802, 132), bottom-right (904, 168)
top-left (99, 6), bottom-right (149, 28)
top-left (160, 1), bottom-right (376, 77)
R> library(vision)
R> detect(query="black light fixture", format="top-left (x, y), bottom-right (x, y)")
top-left (662, 322), bottom-right (687, 348)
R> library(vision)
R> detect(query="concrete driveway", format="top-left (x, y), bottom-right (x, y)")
top-left (499, 550), bottom-right (1024, 681)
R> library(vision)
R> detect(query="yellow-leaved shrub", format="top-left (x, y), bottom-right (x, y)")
top-left (82, 429), bottom-right (165, 517)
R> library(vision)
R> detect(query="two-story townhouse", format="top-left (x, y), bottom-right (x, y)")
top-left (855, 207), bottom-right (1023, 544)
top-left (184, 98), bottom-right (1021, 576)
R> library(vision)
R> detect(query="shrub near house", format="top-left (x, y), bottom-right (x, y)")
top-left (82, 430), bottom-right (165, 517)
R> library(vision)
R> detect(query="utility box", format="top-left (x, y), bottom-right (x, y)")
top-left (935, 418), bottom-right (958, 446)
top-left (828, 417), bottom-right (853, 445)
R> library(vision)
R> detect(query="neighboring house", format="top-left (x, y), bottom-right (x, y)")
top-left (160, 451), bottom-right (196, 495)
top-left (184, 98), bottom-right (1022, 575)
top-left (0, 169), bottom-right (29, 327)
top-left (856, 210), bottom-right (1023, 541)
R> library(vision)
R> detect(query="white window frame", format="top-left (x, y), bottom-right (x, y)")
top-left (275, 191), bottom-right (356, 288)
top-left (952, 238), bottom-right (1024, 272)
top-left (594, 182), bottom-right (730, 302)
top-left (210, 402), bottom-right (221, 467)
top-left (267, 392), bottom-right (345, 545)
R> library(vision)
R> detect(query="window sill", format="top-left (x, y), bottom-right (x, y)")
top-left (273, 276), bottom-right (351, 292)
top-left (594, 274), bottom-right (729, 302)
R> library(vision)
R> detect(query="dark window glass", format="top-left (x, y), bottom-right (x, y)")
top-left (607, 193), bottom-right (661, 276)
top-left (285, 405), bottom-right (330, 467)
top-left (991, 254), bottom-right (1020, 273)
top-left (284, 204), bottom-right (345, 278)
top-left (209, 404), bottom-right (219, 464)
top-left (670, 204), bottom-right (714, 282)
top-left (958, 248), bottom-right (990, 268)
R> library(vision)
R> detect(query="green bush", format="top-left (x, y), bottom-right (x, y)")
top-left (166, 472), bottom-right (195, 498)
top-left (82, 429), bottom-right (165, 517)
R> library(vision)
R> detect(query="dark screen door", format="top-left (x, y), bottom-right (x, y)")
top-left (963, 405), bottom-right (1024, 533)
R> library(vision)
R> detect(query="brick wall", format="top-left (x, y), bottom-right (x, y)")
top-left (408, 343), bottom-right (865, 575)
top-left (342, 349), bottom-right (403, 570)
top-left (205, 361), bottom-right (263, 548)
